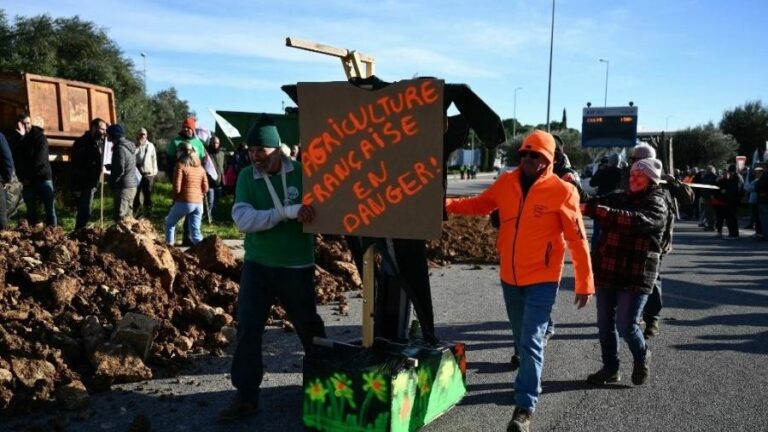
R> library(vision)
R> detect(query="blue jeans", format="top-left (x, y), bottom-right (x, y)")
top-left (22, 180), bottom-right (57, 226)
top-left (596, 288), bottom-right (649, 372)
top-left (75, 187), bottom-right (97, 230)
top-left (643, 273), bottom-right (663, 323)
top-left (501, 281), bottom-right (558, 411)
top-left (164, 202), bottom-right (203, 244)
top-left (231, 261), bottom-right (326, 403)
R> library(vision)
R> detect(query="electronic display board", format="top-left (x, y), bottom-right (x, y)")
top-left (581, 106), bottom-right (638, 147)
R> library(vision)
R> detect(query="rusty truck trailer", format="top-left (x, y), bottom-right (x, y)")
top-left (0, 72), bottom-right (116, 162)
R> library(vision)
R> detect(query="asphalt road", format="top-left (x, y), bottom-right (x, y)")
top-left (7, 176), bottom-right (768, 432)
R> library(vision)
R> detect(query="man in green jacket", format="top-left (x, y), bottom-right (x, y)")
top-left (218, 114), bottom-right (326, 422)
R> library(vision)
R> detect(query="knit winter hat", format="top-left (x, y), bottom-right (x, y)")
top-left (631, 158), bottom-right (663, 184)
top-left (520, 130), bottom-right (555, 163)
top-left (246, 114), bottom-right (281, 148)
top-left (632, 142), bottom-right (656, 159)
top-left (106, 124), bottom-right (124, 138)
top-left (182, 117), bottom-right (196, 130)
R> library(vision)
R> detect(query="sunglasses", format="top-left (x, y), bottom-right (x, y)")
top-left (519, 150), bottom-right (542, 160)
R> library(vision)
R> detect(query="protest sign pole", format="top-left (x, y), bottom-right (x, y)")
top-left (362, 245), bottom-right (375, 347)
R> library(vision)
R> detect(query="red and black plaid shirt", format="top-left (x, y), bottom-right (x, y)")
top-left (585, 187), bottom-right (669, 293)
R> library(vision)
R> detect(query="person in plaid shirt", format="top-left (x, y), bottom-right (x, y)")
top-left (581, 158), bottom-right (670, 387)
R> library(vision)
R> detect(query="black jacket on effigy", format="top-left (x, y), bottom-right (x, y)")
top-left (71, 132), bottom-right (104, 190)
top-left (584, 187), bottom-right (669, 294)
top-left (9, 126), bottom-right (52, 183)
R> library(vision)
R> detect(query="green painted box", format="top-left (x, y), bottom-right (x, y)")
top-left (303, 339), bottom-right (467, 432)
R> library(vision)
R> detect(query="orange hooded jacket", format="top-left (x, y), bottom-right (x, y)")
top-left (446, 131), bottom-right (594, 294)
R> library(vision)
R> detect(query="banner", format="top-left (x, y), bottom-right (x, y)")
top-left (297, 79), bottom-right (444, 239)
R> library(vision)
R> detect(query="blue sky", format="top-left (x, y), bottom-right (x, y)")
top-left (5, 0), bottom-right (767, 135)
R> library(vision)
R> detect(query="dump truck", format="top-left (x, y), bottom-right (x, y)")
top-left (0, 72), bottom-right (117, 162)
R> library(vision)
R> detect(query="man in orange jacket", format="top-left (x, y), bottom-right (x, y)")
top-left (446, 130), bottom-right (594, 432)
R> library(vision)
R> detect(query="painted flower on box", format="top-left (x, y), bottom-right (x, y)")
top-left (330, 372), bottom-right (356, 408)
top-left (362, 371), bottom-right (388, 402)
top-left (417, 368), bottom-right (431, 396)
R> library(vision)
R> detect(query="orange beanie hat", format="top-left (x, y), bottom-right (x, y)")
top-left (182, 117), bottom-right (196, 130)
top-left (520, 130), bottom-right (555, 163)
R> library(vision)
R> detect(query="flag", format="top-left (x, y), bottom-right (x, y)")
top-left (209, 109), bottom-right (241, 138)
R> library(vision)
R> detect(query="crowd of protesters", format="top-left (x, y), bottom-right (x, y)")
top-left (0, 114), bottom-right (303, 245)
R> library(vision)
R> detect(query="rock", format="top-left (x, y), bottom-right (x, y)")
top-left (25, 272), bottom-right (50, 287)
top-left (102, 222), bottom-right (177, 291)
top-left (186, 236), bottom-right (239, 275)
top-left (55, 380), bottom-right (89, 410)
top-left (111, 313), bottom-right (159, 360)
top-left (332, 260), bottom-right (362, 287)
top-left (10, 357), bottom-right (57, 400)
top-left (211, 311), bottom-right (233, 330)
top-left (21, 256), bottom-right (43, 267)
top-left (195, 304), bottom-right (216, 325)
top-left (218, 326), bottom-right (237, 345)
top-left (49, 244), bottom-right (72, 265)
top-left (0, 385), bottom-right (12, 410)
top-left (91, 345), bottom-right (153, 389)
top-left (49, 276), bottom-right (80, 307)
top-left (0, 368), bottom-right (12, 384)
top-left (173, 335), bottom-right (194, 351)
top-left (81, 316), bottom-right (106, 354)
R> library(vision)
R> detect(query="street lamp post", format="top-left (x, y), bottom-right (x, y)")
top-left (513, 87), bottom-right (522, 139)
top-left (140, 52), bottom-right (147, 93)
top-left (599, 58), bottom-right (609, 107)
top-left (545, 0), bottom-right (555, 132)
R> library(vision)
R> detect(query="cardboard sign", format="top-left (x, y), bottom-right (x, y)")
top-left (298, 79), bottom-right (444, 240)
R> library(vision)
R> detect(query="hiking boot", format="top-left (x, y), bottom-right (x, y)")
top-left (510, 354), bottom-right (521, 371)
top-left (218, 398), bottom-right (259, 422)
top-left (507, 407), bottom-right (532, 432)
top-left (644, 319), bottom-right (660, 338)
top-left (632, 349), bottom-right (651, 385)
top-left (587, 368), bottom-right (621, 385)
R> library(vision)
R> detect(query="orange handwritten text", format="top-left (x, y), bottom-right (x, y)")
top-left (303, 80), bottom-right (439, 177)
top-left (342, 156), bottom-right (441, 234)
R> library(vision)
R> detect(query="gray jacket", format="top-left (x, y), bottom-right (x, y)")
top-left (110, 137), bottom-right (139, 188)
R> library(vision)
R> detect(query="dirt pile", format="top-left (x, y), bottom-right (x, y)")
top-left (428, 215), bottom-right (498, 265)
top-left (0, 220), bottom-right (360, 414)
top-left (0, 215), bottom-right (492, 414)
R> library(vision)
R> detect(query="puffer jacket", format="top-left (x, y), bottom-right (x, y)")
top-left (584, 187), bottom-right (669, 294)
top-left (173, 163), bottom-right (208, 204)
top-left (110, 137), bottom-right (139, 189)
top-left (446, 166), bottom-right (594, 294)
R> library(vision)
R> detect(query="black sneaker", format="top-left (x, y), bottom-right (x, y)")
top-left (632, 350), bottom-right (651, 385)
top-left (644, 319), bottom-right (660, 338)
top-left (510, 354), bottom-right (520, 371)
top-left (218, 398), bottom-right (259, 422)
top-left (587, 368), bottom-right (621, 385)
top-left (507, 407), bottom-right (532, 432)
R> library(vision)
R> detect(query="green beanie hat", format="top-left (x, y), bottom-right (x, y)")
top-left (246, 114), bottom-right (281, 148)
